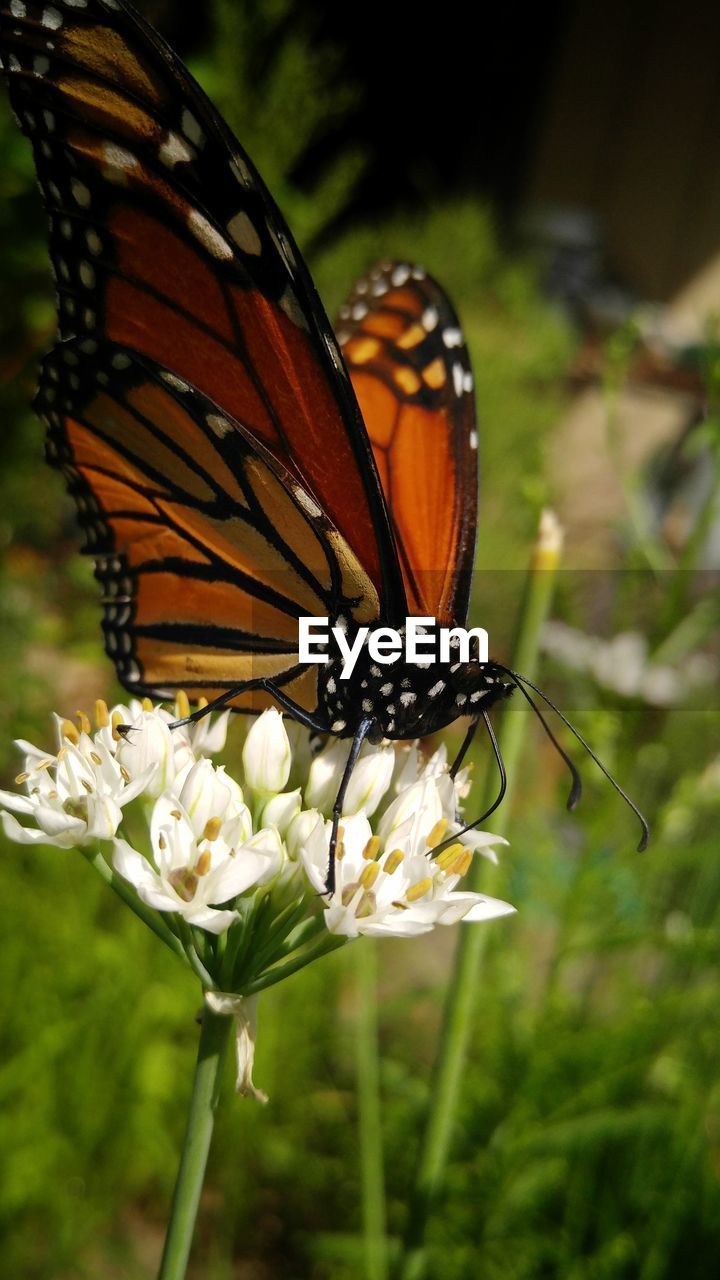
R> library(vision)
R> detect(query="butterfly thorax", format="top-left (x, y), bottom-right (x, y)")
top-left (316, 620), bottom-right (511, 741)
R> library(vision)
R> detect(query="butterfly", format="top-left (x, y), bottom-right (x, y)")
top-left (0, 0), bottom-right (647, 883)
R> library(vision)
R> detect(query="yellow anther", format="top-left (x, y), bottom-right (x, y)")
top-left (35, 759), bottom-right (53, 772)
top-left (61, 719), bottom-right (80, 744)
top-left (111, 711), bottom-right (124, 741)
top-left (76, 710), bottom-right (91, 735)
top-left (169, 867), bottom-right (198, 903)
top-left (197, 696), bottom-right (208, 710)
top-left (14, 771), bottom-right (29, 785)
top-left (202, 817), bottom-right (222, 842)
top-left (142, 696), bottom-right (153, 712)
top-left (170, 809), bottom-right (182, 820)
top-left (336, 838), bottom-right (346, 862)
top-left (158, 833), bottom-right (166, 850)
top-left (362, 835), bottom-right (381, 861)
top-left (95, 699), bottom-right (110, 728)
top-left (452, 850), bottom-right (473, 878)
top-left (426, 818), bottom-right (448, 849)
top-left (383, 848), bottom-right (404, 875)
top-left (90, 751), bottom-right (102, 766)
top-left (359, 861), bottom-right (380, 890)
top-left (406, 877), bottom-right (432, 903)
top-left (175, 690), bottom-right (190, 719)
top-left (120, 766), bottom-right (130, 783)
top-left (196, 850), bottom-right (211, 876)
top-left (82, 779), bottom-right (93, 794)
top-left (434, 842), bottom-right (465, 870)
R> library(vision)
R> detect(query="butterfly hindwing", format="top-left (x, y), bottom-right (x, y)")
top-left (336, 261), bottom-right (478, 627)
top-left (0, 0), bottom-right (406, 623)
top-left (38, 335), bottom-right (380, 713)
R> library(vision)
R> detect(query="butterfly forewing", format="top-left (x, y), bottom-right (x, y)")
top-left (336, 261), bottom-right (478, 626)
top-left (0, 0), bottom-right (405, 622)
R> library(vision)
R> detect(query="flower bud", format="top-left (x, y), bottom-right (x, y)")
top-left (286, 807), bottom-right (323, 860)
top-left (242, 708), bottom-right (291, 796)
top-left (260, 788), bottom-right (301, 837)
top-left (116, 712), bottom-right (176, 797)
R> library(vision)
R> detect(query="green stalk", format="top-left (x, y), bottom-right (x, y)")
top-left (82, 847), bottom-right (188, 967)
top-left (157, 1001), bottom-right (233, 1280)
top-left (242, 931), bottom-right (346, 995)
top-left (397, 511), bottom-right (563, 1280)
top-left (355, 939), bottom-right (388, 1280)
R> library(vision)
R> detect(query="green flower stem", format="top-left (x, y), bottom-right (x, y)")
top-left (157, 1001), bottom-right (233, 1280)
top-left (242, 931), bottom-right (346, 995)
top-left (397, 512), bottom-right (563, 1280)
top-left (355, 939), bottom-right (388, 1280)
top-left (175, 918), bottom-right (217, 990)
top-left (82, 847), bottom-right (188, 966)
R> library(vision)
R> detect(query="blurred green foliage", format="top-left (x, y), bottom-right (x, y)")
top-left (0, 2), bottom-right (719, 1278)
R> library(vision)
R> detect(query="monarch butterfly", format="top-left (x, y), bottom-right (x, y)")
top-left (0, 0), bottom-right (647, 886)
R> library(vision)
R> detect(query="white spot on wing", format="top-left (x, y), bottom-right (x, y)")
top-left (187, 211), bottom-right (234, 261)
top-left (279, 286), bottom-right (308, 330)
top-left (206, 413), bottom-right (233, 438)
top-left (181, 110), bottom-right (204, 147)
top-left (452, 363), bottom-right (464, 397)
top-left (111, 352), bottom-right (131, 370)
top-left (293, 487), bottom-right (322, 519)
top-left (10, 1), bottom-right (26, 19)
top-left (227, 210), bottom-right (262, 256)
top-left (101, 143), bottom-right (138, 184)
top-left (79, 261), bottom-right (95, 288)
top-left (33, 55), bottom-right (50, 76)
top-left (469, 430), bottom-right (478, 450)
top-left (159, 131), bottom-right (194, 168)
top-left (443, 327), bottom-right (462, 348)
top-left (70, 181), bottom-right (90, 208)
top-left (160, 372), bottom-right (190, 393)
top-left (391, 263), bottom-right (410, 286)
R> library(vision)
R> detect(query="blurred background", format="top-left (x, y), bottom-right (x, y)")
top-left (1, 0), bottom-right (719, 1276)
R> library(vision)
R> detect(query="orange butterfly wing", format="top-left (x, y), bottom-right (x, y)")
top-left (38, 337), bottom-right (379, 712)
top-left (336, 261), bottom-right (478, 626)
top-left (0, 0), bottom-right (405, 626)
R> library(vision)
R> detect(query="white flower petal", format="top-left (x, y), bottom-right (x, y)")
top-left (242, 708), bottom-right (291, 795)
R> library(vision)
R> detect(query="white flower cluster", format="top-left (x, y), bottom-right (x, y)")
top-left (1, 698), bottom-right (514, 942)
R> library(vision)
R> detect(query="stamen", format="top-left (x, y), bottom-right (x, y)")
top-left (197, 696), bottom-right (208, 710)
top-left (158, 833), bottom-right (166, 850)
top-left (359, 862), bottom-right (380, 889)
top-left (406, 877), bottom-right (432, 902)
top-left (90, 752), bottom-right (102, 766)
top-left (76, 710), bottom-right (91, 735)
top-left (14, 771), bottom-right (29, 784)
top-left (119, 765), bottom-right (130, 783)
top-left (426, 818), bottom-right (448, 849)
top-left (383, 848), bottom-right (404, 874)
top-left (170, 809), bottom-right (182, 820)
top-left (202, 816), bottom-right (222, 842)
top-left (142, 697), bottom-right (153, 712)
top-left (95, 699), bottom-right (109, 728)
top-left (175, 690), bottom-right (190, 719)
top-left (61, 719), bottom-right (80, 744)
top-left (196, 850), bottom-right (211, 875)
top-left (111, 711), bottom-right (124, 741)
top-left (82, 779), bottom-right (93, 794)
top-left (434, 841), bottom-right (465, 870)
top-left (362, 835), bottom-right (381, 860)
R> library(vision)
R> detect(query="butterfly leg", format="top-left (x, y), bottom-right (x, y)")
top-left (326, 716), bottom-right (376, 896)
top-left (450, 717), bottom-right (480, 779)
top-left (167, 676), bottom-right (329, 735)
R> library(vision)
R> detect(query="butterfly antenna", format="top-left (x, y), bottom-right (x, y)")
top-left (495, 665), bottom-right (649, 852)
top-left (434, 711), bottom-right (507, 852)
top-left (498, 669), bottom-right (582, 812)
